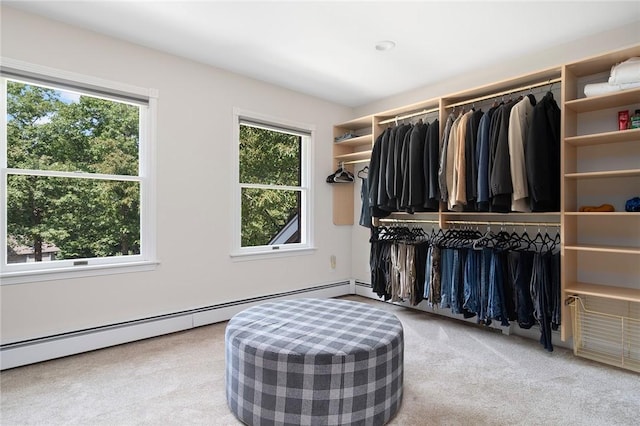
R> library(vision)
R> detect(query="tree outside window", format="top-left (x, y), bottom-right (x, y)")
top-left (236, 118), bottom-right (311, 252)
top-left (3, 80), bottom-right (141, 265)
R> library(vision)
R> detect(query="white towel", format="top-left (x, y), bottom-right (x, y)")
top-left (608, 57), bottom-right (640, 85)
top-left (584, 81), bottom-right (640, 97)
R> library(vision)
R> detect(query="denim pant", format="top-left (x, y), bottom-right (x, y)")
top-left (450, 249), bottom-right (467, 315)
top-left (488, 250), bottom-right (510, 327)
top-left (424, 246), bottom-right (432, 301)
top-left (440, 249), bottom-right (454, 309)
top-left (531, 251), bottom-right (561, 352)
top-left (463, 249), bottom-right (480, 315)
top-left (478, 248), bottom-right (492, 324)
top-left (508, 251), bottom-right (535, 329)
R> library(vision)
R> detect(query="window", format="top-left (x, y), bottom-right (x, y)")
top-left (1, 60), bottom-right (157, 283)
top-left (233, 109), bottom-right (313, 256)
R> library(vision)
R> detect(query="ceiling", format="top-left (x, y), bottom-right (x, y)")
top-left (5, 1), bottom-right (640, 107)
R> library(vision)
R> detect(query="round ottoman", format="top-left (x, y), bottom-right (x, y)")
top-left (225, 298), bottom-right (403, 426)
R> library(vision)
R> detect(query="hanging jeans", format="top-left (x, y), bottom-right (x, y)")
top-left (390, 243), bottom-right (405, 302)
top-left (424, 246), bottom-right (432, 302)
top-left (413, 242), bottom-right (428, 306)
top-left (359, 177), bottom-right (372, 228)
top-left (531, 252), bottom-right (553, 352)
top-left (370, 240), bottom-right (391, 301)
top-left (402, 244), bottom-right (416, 303)
top-left (508, 251), bottom-right (536, 329)
top-left (463, 248), bottom-right (480, 315)
top-left (488, 250), bottom-right (510, 327)
top-left (478, 248), bottom-right (492, 324)
top-left (424, 245), bottom-right (442, 306)
top-left (450, 249), bottom-right (467, 315)
top-left (550, 252), bottom-right (561, 330)
top-left (440, 248), bottom-right (454, 309)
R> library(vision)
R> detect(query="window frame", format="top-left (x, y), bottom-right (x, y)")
top-left (231, 108), bottom-right (314, 258)
top-left (0, 58), bottom-right (158, 285)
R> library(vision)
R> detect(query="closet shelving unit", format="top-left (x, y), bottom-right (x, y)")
top-left (561, 45), bottom-right (640, 371)
top-left (331, 44), bottom-right (640, 372)
top-left (331, 98), bottom-right (440, 225)
top-left (332, 116), bottom-right (373, 225)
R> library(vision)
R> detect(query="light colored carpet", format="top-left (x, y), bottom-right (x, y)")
top-left (1, 295), bottom-right (638, 425)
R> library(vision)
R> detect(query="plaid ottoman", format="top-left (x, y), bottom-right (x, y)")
top-left (225, 298), bottom-right (403, 426)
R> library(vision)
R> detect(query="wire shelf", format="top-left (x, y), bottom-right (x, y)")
top-left (570, 295), bottom-right (640, 373)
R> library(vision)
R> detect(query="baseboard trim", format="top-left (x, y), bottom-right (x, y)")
top-left (0, 281), bottom-right (351, 370)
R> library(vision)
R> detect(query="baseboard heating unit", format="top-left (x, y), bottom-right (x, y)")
top-left (1, 281), bottom-right (352, 370)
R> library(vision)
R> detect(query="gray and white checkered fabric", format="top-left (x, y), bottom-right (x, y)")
top-left (225, 298), bottom-right (403, 426)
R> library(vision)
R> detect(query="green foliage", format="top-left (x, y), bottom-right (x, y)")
top-left (239, 125), bottom-right (301, 247)
top-left (6, 82), bottom-right (140, 262)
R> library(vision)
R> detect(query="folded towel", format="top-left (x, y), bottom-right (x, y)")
top-left (609, 57), bottom-right (640, 85)
top-left (584, 80), bottom-right (640, 97)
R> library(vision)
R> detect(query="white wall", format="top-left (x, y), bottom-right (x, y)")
top-left (0, 6), bottom-right (354, 344)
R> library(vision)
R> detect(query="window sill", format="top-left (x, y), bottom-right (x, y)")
top-left (0, 260), bottom-right (160, 285)
top-left (230, 246), bottom-right (317, 262)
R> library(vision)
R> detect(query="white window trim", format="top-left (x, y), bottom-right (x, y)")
top-left (0, 58), bottom-right (159, 284)
top-left (230, 107), bottom-right (315, 258)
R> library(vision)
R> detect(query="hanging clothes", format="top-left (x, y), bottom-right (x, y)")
top-left (358, 167), bottom-right (372, 227)
top-left (369, 226), bottom-right (428, 304)
top-left (368, 129), bottom-right (391, 218)
top-left (490, 98), bottom-right (520, 212)
top-left (446, 114), bottom-right (463, 210)
top-left (402, 122), bottom-right (428, 212)
top-left (508, 95), bottom-right (536, 212)
top-left (476, 106), bottom-right (498, 212)
top-left (453, 110), bottom-right (473, 209)
top-left (371, 224), bottom-right (561, 351)
top-left (423, 244), bottom-right (442, 307)
top-left (425, 119), bottom-right (441, 210)
top-left (465, 109), bottom-right (484, 211)
top-left (386, 124), bottom-right (411, 211)
top-left (508, 251), bottom-right (536, 329)
top-left (439, 113), bottom-right (456, 204)
top-left (531, 251), bottom-right (560, 351)
top-left (526, 91), bottom-right (561, 212)
top-left (376, 127), bottom-right (394, 210)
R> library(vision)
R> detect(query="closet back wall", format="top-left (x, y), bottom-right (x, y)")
top-left (0, 7), bottom-right (353, 345)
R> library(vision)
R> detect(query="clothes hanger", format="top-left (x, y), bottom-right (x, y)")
top-left (331, 162), bottom-right (354, 183)
top-left (472, 225), bottom-right (495, 250)
top-left (357, 166), bottom-right (368, 179)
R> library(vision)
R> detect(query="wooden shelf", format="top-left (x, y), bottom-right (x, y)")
top-left (564, 128), bottom-right (640, 146)
top-left (565, 45), bottom-right (640, 77)
top-left (333, 134), bottom-right (372, 147)
top-left (335, 115), bottom-right (373, 129)
top-left (564, 212), bottom-right (640, 216)
top-left (334, 150), bottom-right (372, 162)
top-left (564, 87), bottom-right (640, 113)
top-left (564, 168), bottom-right (640, 179)
top-left (564, 244), bottom-right (640, 255)
top-left (564, 282), bottom-right (640, 303)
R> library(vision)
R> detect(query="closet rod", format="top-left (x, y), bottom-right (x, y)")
top-left (378, 106), bottom-right (439, 125)
top-left (447, 220), bottom-right (560, 228)
top-left (377, 218), bottom-right (440, 224)
top-left (376, 218), bottom-right (560, 227)
top-left (446, 77), bottom-right (562, 109)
